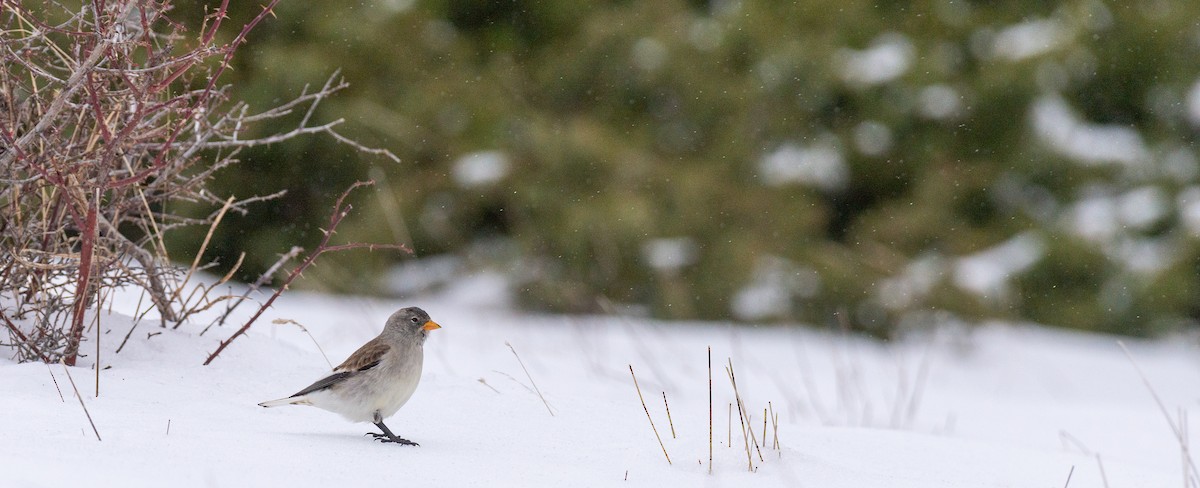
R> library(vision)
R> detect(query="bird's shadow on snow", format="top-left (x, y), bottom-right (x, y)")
top-left (273, 431), bottom-right (434, 450)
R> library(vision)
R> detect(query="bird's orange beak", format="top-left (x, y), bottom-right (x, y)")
top-left (423, 321), bottom-right (442, 331)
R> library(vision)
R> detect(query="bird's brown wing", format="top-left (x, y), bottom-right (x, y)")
top-left (334, 336), bottom-right (390, 373)
top-left (284, 337), bottom-right (390, 398)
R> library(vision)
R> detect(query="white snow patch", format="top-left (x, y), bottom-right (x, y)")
top-left (1066, 187), bottom-right (1168, 244)
top-left (838, 33), bottom-right (914, 86)
top-left (1185, 79), bottom-right (1200, 127)
top-left (452, 150), bottom-right (510, 187)
top-left (732, 256), bottom-right (820, 320)
top-left (1, 280), bottom-right (1197, 487)
top-left (1031, 96), bottom-right (1150, 167)
top-left (1117, 186), bottom-right (1169, 230)
top-left (1162, 147), bottom-right (1199, 183)
top-left (954, 232), bottom-right (1044, 299)
top-left (992, 19), bottom-right (1067, 61)
top-left (759, 138), bottom-right (847, 190)
top-left (1178, 186), bottom-right (1200, 236)
top-left (1065, 194), bottom-right (1120, 242)
top-left (1111, 237), bottom-right (1174, 274)
top-left (917, 84), bottom-right (963, 120)
top-left (386, 255), bottom-right (464, 295)
top-left (878, 254), bottom-right (946, 310)
top-left (642, 237), bottom-right (698, 272)
top-left (380, 0), bottom-right (415, 13)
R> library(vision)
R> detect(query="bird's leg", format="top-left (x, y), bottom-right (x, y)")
top-left (366, 411), bottom-right (418, 446)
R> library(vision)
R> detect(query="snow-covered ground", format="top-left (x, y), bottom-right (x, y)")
top-left (2, 276), bottom-right (1198, 487)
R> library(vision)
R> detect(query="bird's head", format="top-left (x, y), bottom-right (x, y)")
top-left (385, 306), bottom-right (441, 341)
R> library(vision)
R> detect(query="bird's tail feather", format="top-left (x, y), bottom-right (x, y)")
top-left (258, 396), bottom-right (309, 408)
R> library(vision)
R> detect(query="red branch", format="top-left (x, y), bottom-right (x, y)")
top-left (202, 181), bottom-right (411, 365)
top-left (64, 197), bottom-right (98, 366)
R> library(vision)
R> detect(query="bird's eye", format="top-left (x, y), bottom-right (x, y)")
top-left (410, 317), bottom-right (419, 324)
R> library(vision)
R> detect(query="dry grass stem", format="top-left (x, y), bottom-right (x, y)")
top-left (95, 308), bottom-right (100, 397)
top-left (477, 378), bottom-right (501, 394)
top-left (60, 359), bottom-right (101, 441)
top-left (1058, 430), bottom-right (1093, 454)
top-left (727, 362), bottom-right (753, 471)
top-left (1063, 465), bottom-right (1075, 488)
top-left (708, 346), bottom-right (713, 474)
top-left (507, 341), bottom-right (554, 416)
top-left (662, 391), bottom-right (676, 439)
top-left (1183, 408), bottom-right (1194, 488)
top-left (45, 362), bottom-right (64, 402)
top-left (629, 365), bottom-right (671, 465)
top-left (1096, 454), bottom-right (1110, 488)
top-left (1117, 341), bottom-right (1200, 485)
top-left (491, 370), bottom-right (537, 394)
top-left (763, 408), bottom-right (768, 445)
top-left (272, 319), bottom-right (333, 369)
top-left (770, 402), bottom-right (780, 450)
top-left (745, 406), bottom-right (765, 463)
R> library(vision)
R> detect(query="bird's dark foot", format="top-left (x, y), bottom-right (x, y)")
top-left (365, 432), bottom-right (419, 446)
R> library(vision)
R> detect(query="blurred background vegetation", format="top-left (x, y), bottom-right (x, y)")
top-left (166, 0), bottom-right (1200, 337)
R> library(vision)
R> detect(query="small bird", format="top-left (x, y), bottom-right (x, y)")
top-left (259, 307), bottom-right (442, 446)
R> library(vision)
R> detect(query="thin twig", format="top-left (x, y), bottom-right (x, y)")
top-left (708, 346), bottom-right (713, 474)
top-left (506, 341), bottom-right (554, 416)
top-left (1, 309), bottom-right (50, 362)
top-left (204, 181), bottom-right (409, 365)
top-left (60, 359), bottom-right (101, 441)
top-left (202, 246), bottom-right (302, 336)
top-left (168, 195), bottom-right (235, 319)
top-left (630, 365), bottom-right (671, 465)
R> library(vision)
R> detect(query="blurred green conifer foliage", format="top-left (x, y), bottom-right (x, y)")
top-left (167, 0), bottom-right (1200, 336)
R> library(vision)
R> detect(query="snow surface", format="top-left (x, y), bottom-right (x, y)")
top-left (3, 277), bottom-right (1199, 487)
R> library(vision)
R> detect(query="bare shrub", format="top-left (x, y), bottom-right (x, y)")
top-left (0, 0), bottom-right (398, 364)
